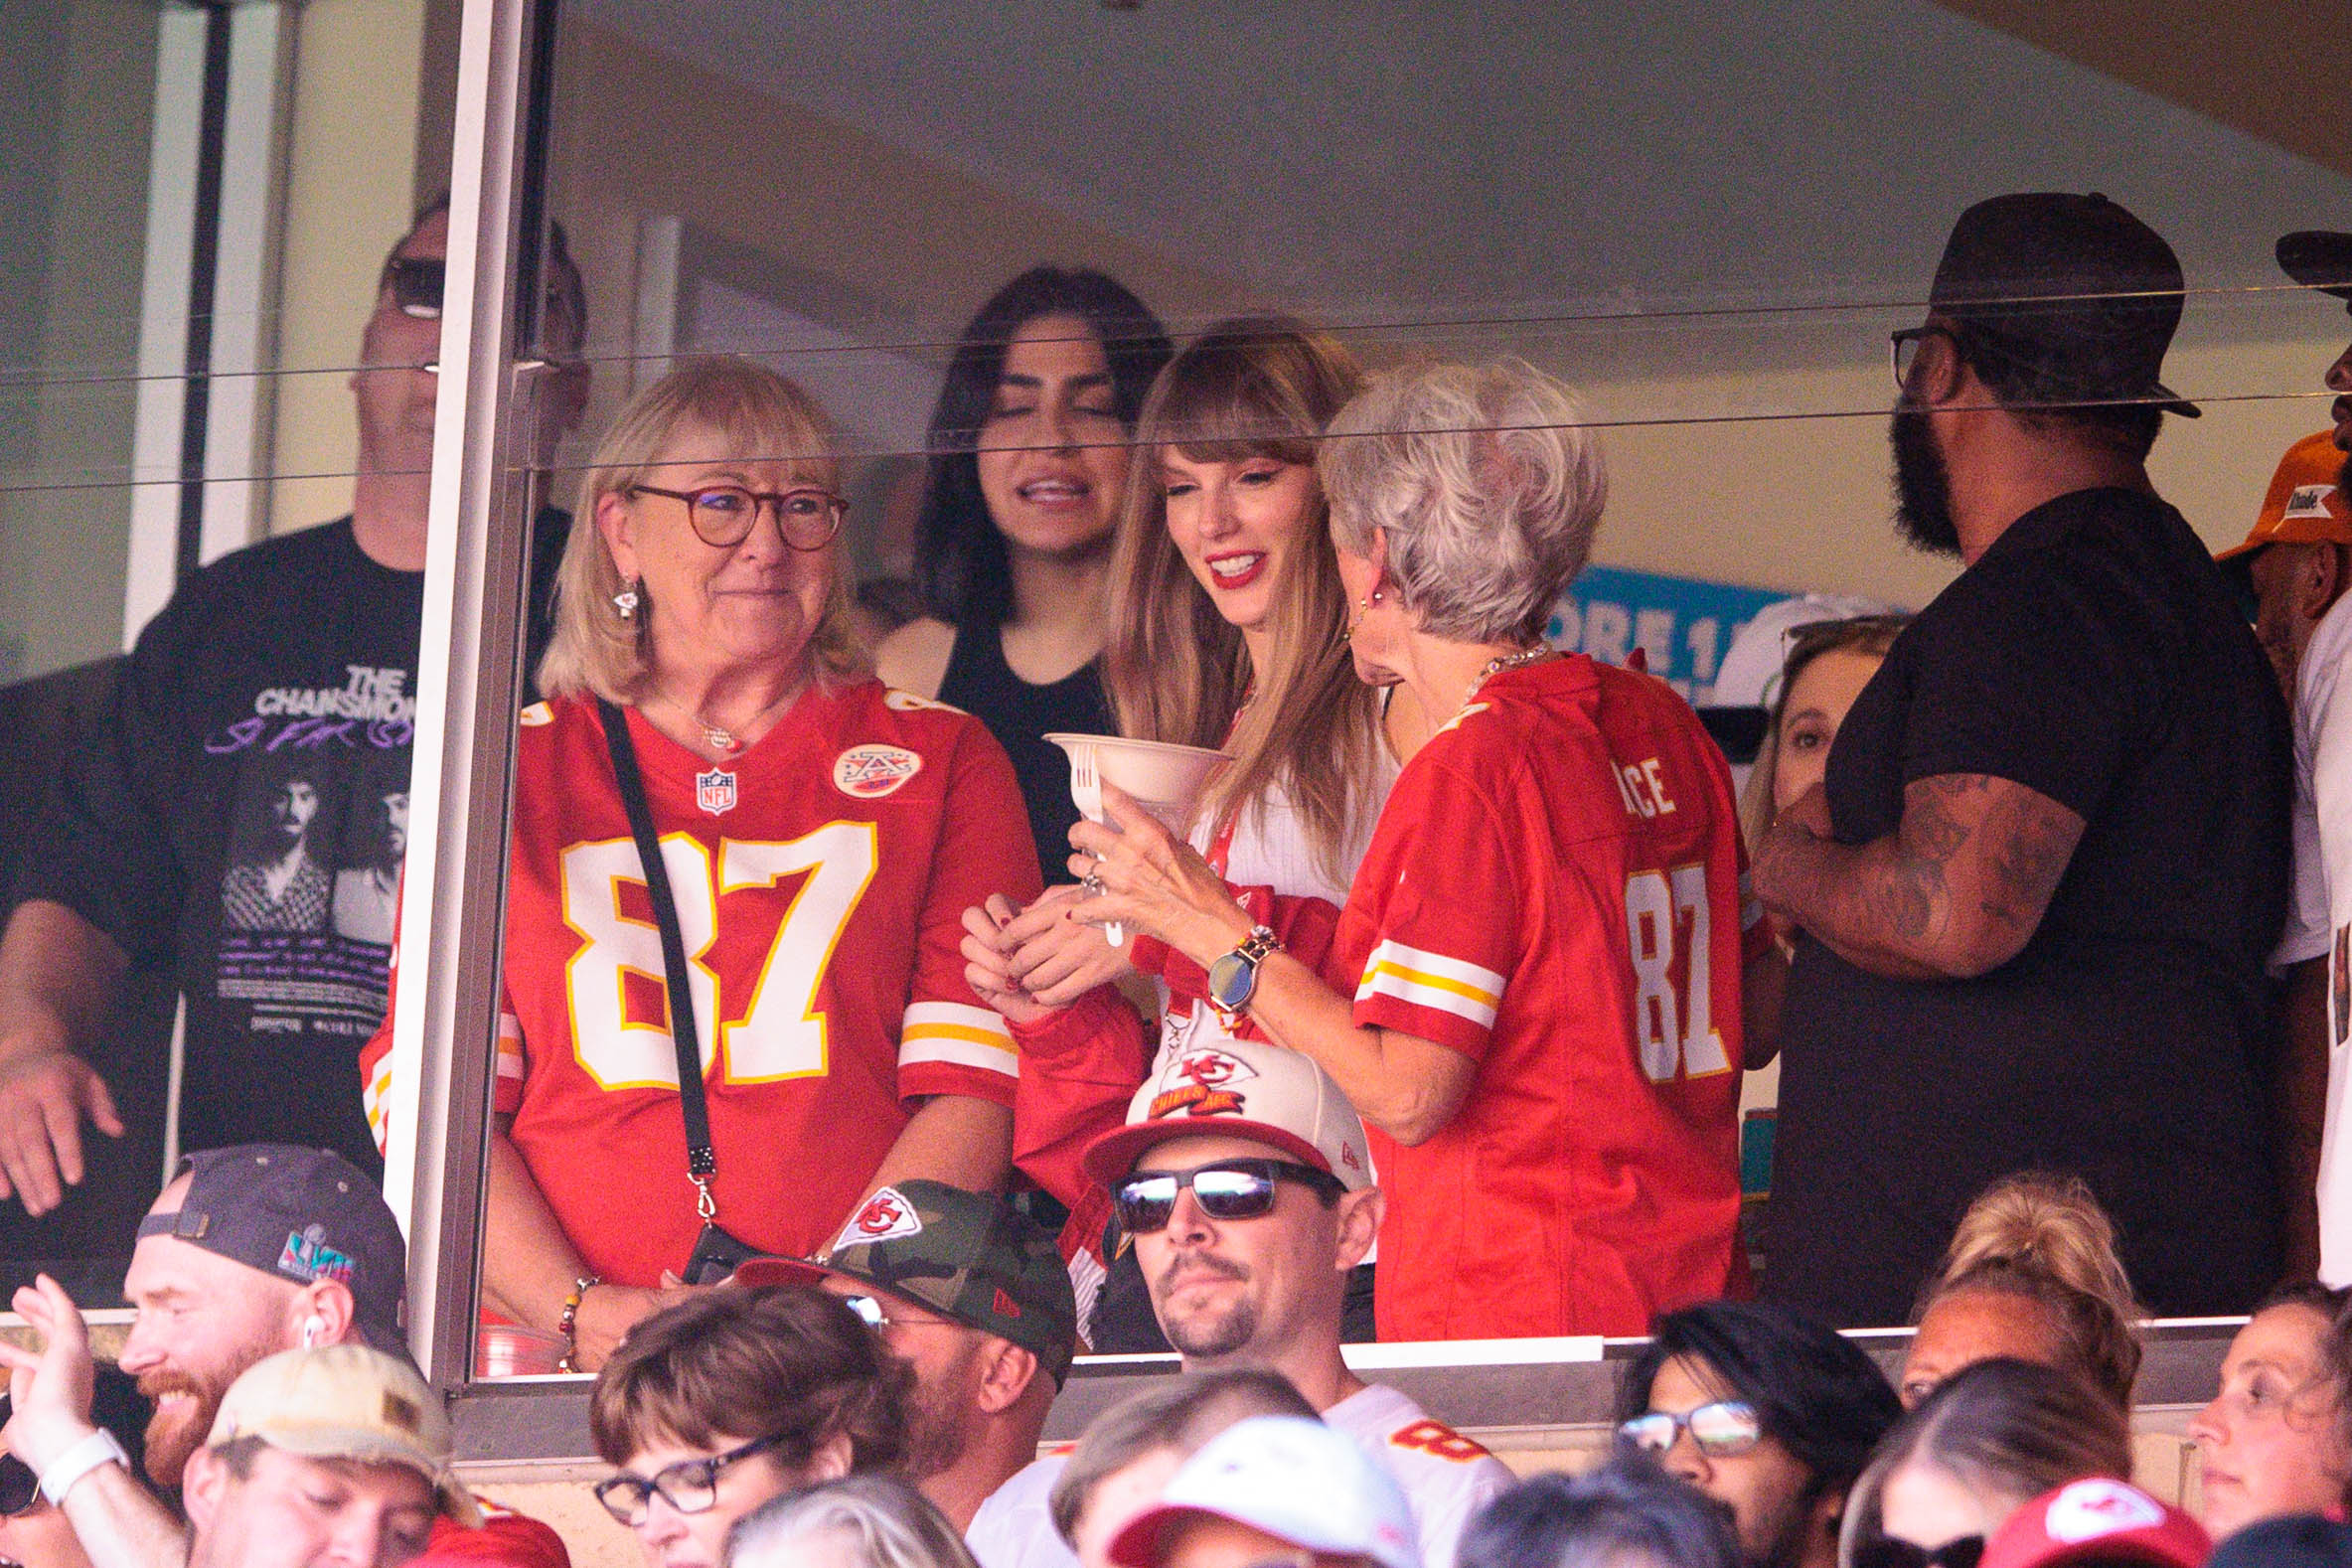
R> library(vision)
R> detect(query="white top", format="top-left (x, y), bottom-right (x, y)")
top-left (1198, 760), bottom-right (1396, 908)
top-left (1324, 1384), bottom-right (1516, 1568)
top-left (2296, 591), bottom-right (2352, 1282)
top-left (2277, 591), bottom-right (2352, 969)
top-left (968, 1383), bottom-right (1512, 1568)
top-left (969, 1454), bottom-right (1076, 1568)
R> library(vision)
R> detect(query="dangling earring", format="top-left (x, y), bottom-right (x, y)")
top-left (612, 582), bottom-right (640, 620)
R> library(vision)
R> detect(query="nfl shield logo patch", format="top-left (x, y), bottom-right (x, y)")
top-left (696, 767), bottom-right (737, 816)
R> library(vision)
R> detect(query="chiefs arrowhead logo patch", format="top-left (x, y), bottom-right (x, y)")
top-left (1149, 1047), bottom-right (1257, 1120)
top-left (834, 745), bottom-right (922, 800)
top-left (838, 1186), bottom-right (922, 1250)
top-left (2045, 1480), bottom-right (2162, 1543)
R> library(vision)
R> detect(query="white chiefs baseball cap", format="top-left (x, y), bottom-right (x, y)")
top-left (1079, 1037), bottom-right (1374, 1191)
top-left (1109, 1416), bottom-right (1419, 1568)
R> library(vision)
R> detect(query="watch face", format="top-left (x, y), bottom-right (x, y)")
top-left (1208, 950), bottom-right (1255, 1013)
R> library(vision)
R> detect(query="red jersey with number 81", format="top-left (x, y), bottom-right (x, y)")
top-left (487, 685), bottom-right (1037, 1285)
top-left (1337, 655), bottom-right (1760, 1341)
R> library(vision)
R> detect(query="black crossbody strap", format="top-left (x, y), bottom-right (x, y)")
top-left (596, 700), bottom-right (718, 1185)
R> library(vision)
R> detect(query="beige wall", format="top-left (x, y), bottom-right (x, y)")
top-left (266, 0), bottom-right (430, 536)
top-left (463, 1407), bottom-right (2216, 1568)
top-left (1585, 333), bottom-right (2347, 609)
top-left (0, 0), bottom-right (158, 683)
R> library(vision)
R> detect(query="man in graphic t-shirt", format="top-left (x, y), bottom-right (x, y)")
top-left (1754, 193), bottom-right (2290, 1326)
top-left (0, 197), bottom-right (589, 1200)
top-left (981, 1042), bottom-right (1513, 1568)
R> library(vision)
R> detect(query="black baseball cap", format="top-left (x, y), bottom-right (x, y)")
top-left (1930, 192), bottom-right (2199, 417)
top-left (135, 1146), bottom-right (409, 1355)
top-left (2278, 232), bottom-right (2352, 301)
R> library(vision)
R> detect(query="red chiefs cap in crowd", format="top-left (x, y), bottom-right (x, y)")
top-left (1981, 1480), bottom-right (2210, 1568)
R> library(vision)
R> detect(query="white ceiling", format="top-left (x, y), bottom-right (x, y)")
top-left (567, 0), bottom-right (2351, 341)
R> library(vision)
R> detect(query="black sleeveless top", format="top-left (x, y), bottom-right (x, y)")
top-left (938, 611), bottom-right (1113, 877)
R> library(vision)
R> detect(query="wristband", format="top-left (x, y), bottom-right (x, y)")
top-left (556, 1274), bottom-right (599, 1373)
top-left (39, 1427), bottom-right (126, 1504)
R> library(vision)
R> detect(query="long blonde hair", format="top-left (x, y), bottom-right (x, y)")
top-left (1100, 316), bottom-right (1380, 885)
top-left (1914, 1173), bottom-right (2144, 1410)
top-left (538, 356), bottom-right (865, 706)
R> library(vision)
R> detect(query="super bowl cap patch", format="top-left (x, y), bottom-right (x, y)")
top-left (138, 1145), bottom-right (411, 1355)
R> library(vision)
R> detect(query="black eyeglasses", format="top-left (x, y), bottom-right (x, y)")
top-left (1111, 1158), bottom-right (1345, 1234)
top-left (1890, 324), bottom-right (1969, 391)
top-left (1617, 1399), bottom-right (1764, 1459)
top-left (628, 483), bottom-right (848, 550)
top-left (593, 1431), bottom-right (789, 1525)
top-left (1851, 1536), bottom-right (1985, 1568)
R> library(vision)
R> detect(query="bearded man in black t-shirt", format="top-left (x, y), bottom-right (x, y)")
top-left (0, 199), bottom-right (589, 1209)
top-left (1754, 193), bottom-right (2291, 1327)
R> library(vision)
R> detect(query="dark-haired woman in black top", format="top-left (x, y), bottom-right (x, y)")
top-left (875, 266), bottom-right (1172, 864)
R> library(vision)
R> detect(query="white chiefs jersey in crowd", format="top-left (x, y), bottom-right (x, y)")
top-left (966, 1383), bottom-right (1513, 1568)
top-left (2283, 580), bottom-right (2352, 1283)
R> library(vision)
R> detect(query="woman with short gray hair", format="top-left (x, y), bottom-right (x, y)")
top-left (726, 1475), bottom-right (979, 1568)
top-left (1069, 360), bottom-right (1761, 1342)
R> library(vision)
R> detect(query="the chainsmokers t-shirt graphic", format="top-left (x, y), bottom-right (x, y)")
top-left (209, 666), bottom-right (416, 1043)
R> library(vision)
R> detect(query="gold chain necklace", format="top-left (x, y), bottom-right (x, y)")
top-left (1458, 646), bottom-right (1555, 718)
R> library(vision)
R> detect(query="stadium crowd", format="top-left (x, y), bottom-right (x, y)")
top-left (1, 183), bottom-right (2351, 1568)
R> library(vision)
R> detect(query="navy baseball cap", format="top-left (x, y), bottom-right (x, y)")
top-left (136, 1146), bottom-right (409, 1354)
top-left (1931, 192), bottom-right (2199, 417)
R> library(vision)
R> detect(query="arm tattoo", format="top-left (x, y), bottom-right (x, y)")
top-left (1978, 785), bottom-right (2082, 929)
top-left (1756, 772), bottom-right (2083, 979)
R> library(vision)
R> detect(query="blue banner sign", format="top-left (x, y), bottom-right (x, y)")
top-left (1545, 565), bottom-right (1787, 705)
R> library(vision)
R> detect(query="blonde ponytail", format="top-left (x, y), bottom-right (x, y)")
top-left (1916, 1173), bottom-right (2144, 1410)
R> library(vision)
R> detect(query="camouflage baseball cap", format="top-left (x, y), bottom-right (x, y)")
top-left (734, 1181), bottom-right (1078, 1386)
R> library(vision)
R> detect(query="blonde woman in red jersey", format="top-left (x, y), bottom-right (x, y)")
top-left (366, 358), bottom-right (1038, 1371)
top-left (1044, 362), bottom-right (1779, 1341)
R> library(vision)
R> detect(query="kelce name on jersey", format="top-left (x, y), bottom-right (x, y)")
top-left (1614, 756), bottom-right (1678, 820)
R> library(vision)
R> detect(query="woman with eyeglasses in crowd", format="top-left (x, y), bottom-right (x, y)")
top-left (590, 1288), bottom-right (908, 1568)
top-left (962, 315), bottom-right (1402, 1345)
top-left (1619, 1299), bottom-right (1902, 1568)
top-left (363, 358), bottom-right (1040, 1372)
top-left (876, 267), bottom-right (1173, 870)
top-left (1023, 361), bottom-right (1768, 1340)
top-left (2190, 1281), bottom-right (2352, 1544)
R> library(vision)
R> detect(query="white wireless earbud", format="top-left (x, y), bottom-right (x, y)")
top-left (301, 1317), bottom-right (325, 1348)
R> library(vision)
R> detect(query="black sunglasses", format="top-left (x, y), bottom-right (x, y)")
top-left (1851, 1536), bottom-right (1985, 1568)
top-left (384, 256), bottom-right (444, 320)
top-left (1112, 1157), bottom-right (1345, 1234)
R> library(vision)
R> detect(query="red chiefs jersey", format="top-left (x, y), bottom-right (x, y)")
top-left (479, 684), bottom-right (1037, 1285)
top-left (1338, 655), bottom-right (1762, 1341)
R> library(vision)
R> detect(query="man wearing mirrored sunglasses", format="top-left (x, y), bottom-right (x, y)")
top-left (1620, 1300), bottom-right (1902, 1568)
top-left (990, 1040), bottom-right (1511, 1568)
top-left (732, 1181), bottom-right (1075, 1553)
top-left (0, 191), bottom-right (590, 1215)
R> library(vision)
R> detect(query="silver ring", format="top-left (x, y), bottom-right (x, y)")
top-left (1084, 872), bottom-right (1106, 896)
